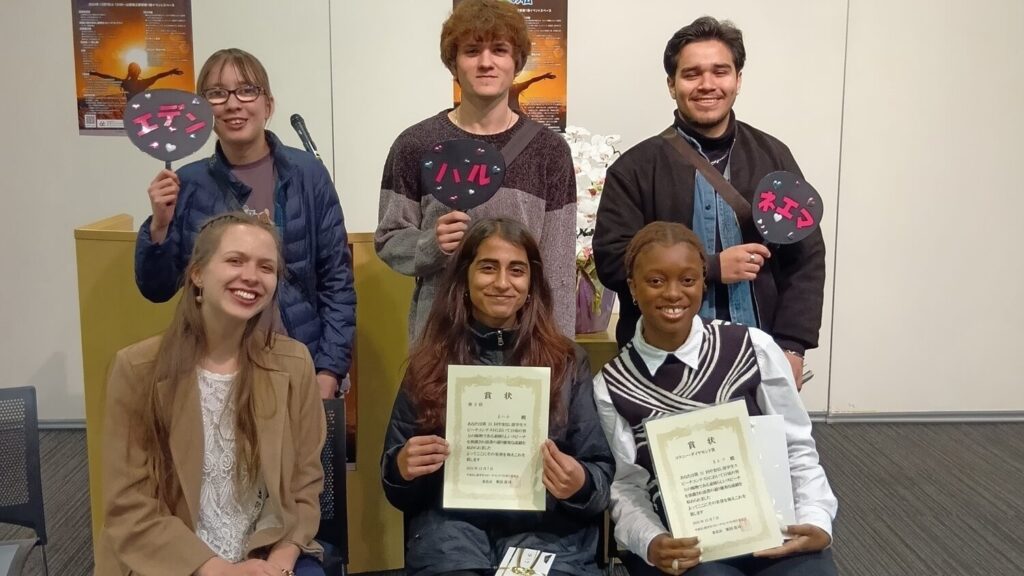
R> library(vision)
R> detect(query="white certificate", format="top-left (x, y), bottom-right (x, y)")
top-left (749, 415), bottom-right (796, 532)
top-left (645, 401), bottom-right (782, 561)
top-left (443, 364), bottom-right (550, 511)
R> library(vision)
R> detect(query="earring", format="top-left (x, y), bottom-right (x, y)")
top-left (196, 285), bottom-right (204, 304)
top-left (631, 297), bottom-right (637, 306)
top-left (526, 294), bottom-right (531, 301)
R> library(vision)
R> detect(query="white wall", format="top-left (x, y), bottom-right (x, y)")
top-left (830, 0), bottom-right (1024, 413)
top-left (330, 0), bottom-right (453, 232)
top-left (3, 0), bottom-right (1022, 419)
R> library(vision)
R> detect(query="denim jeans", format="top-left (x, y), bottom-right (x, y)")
top-left (293, 554), bottom-right (326, 576)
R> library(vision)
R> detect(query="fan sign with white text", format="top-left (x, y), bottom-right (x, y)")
top-left (420, 139), bottom-right (506, 211)
top-left (124, 89), bottom-right (214, 162)
top-left (753, 171), bottom-right (823, 245)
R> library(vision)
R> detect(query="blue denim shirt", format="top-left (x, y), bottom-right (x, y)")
top-left (678, 128), bottom-right (758, 328)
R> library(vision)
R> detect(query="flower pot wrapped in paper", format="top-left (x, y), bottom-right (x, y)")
top-left (565, 126), bottom-right (621, 335)
top-left (576, 245), bottom-right (616, 334)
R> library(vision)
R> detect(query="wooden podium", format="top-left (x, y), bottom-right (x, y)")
top-left (75, 217), bottom-right (619, 573)
top-left (74, 214), bottom-right (177, 563)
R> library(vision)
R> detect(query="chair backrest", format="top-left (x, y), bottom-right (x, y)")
top-left (0, 386), bottom-right (47, 545)
top-left (316, 397), bottom-right (348, 562)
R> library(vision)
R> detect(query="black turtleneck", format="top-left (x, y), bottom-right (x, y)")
top-left (674, 110), bottom-right (737, 173)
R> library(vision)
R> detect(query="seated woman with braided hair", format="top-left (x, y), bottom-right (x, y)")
top-left (594, 221), bottom-right (837, 576)
top-left (381, 217), bottom-right (614, 576)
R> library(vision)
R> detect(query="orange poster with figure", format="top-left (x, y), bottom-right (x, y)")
top-left (72, 0), bottom-right (195, 134)
top-left (453, 0), bottom-right (568, 132)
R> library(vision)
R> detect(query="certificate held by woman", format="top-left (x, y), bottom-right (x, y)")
top-left (645, 400), bottom-right (783, 561)
top-left (443, 364), bottom-right (550, 511)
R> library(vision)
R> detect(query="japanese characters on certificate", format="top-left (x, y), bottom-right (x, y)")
top-left (443, 365), bottom-right (550, 511)
top-left (645, 401), bottom-right (782, 561)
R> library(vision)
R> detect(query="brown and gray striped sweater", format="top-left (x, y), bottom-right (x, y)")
top-left (375, 110), bottom-right (577, 342)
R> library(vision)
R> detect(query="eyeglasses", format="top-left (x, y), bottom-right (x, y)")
top-left (202, 85), bottom-right (263, 105)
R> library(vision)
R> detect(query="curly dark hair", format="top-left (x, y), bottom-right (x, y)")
top-left (663, 16), bottom-right (746, 77)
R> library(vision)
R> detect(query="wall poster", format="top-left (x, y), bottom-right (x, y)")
top-left (73, 0), bottom-right (195, 134)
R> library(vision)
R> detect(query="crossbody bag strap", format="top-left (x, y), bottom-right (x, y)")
top-left (660, 126), bottom-right (752, 222)
top-left (501, 118), bottom-right (545, 166)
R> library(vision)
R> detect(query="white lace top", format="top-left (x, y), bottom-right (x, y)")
top-left (194, 369), bottom-right (267, 562)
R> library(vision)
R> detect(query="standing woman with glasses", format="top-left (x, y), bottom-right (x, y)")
top-left (134, 49), bottom-right (356, 400)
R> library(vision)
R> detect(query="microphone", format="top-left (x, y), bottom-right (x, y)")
top-left (290, 113), bottom-right (321, 161)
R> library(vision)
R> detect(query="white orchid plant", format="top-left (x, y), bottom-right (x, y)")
top-left (563, 126), bottom-right (621, 312)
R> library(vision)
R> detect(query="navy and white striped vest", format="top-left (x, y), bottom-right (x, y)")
top-left (602, 320), bottom-right (762, 525)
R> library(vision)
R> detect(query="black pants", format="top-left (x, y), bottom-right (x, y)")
top-left (432, 565), bottom-right (577, 569)
top-left (622, 548), bottom-right (838, 576)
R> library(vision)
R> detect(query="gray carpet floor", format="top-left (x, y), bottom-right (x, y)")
top-left (2, 424), bottom-right (1023, 576)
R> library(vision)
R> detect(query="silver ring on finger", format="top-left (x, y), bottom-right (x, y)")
top-left (672, 559), bottom-right (680, 571)
top-left (748, 253), bottom-right (757, 264)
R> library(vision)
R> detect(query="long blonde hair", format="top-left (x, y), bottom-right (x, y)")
top-left (133, 212), bottom-right (283, 506)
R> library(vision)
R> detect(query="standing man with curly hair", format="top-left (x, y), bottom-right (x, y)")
top-left (375, 0), bottom-right (577, 343)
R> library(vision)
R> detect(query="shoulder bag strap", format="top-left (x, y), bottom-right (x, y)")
top-left (659, 126), bottom-right (751, 221)
top-left (501, 118), bottom-right (545, 166)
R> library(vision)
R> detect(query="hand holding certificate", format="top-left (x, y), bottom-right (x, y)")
top-left (541, 439), bottom-right (586, 499)
top-left (645, 400), bottom-right (782, 562)
top-left (397, 435), bottom-right (450, 481)
top-left (443, 364), bottom-right (551, 511)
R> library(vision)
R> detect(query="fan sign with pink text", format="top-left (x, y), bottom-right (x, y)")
top-left (420, 139), bottom-right (506, 211)
top-left (753, 171), bottom-right (823, 245)
top-left (124, 89), bottom-right (214, 162)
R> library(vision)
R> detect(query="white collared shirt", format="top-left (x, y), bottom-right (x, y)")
top-left (592, 317), bottom-right (837, 562)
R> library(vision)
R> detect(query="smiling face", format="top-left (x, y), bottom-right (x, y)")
top-left (453, 38), bottom-right (518, 101)
top-left (203, 61), bottom-right (273, 159)
top-left (191, 224), bottom-right (279, 330)
top-left (468, 235), bottom-right (531, 329)
top-left (668, 39), bottom-right (742, 138)
top-left (628, 242), bottom-right (705, 351)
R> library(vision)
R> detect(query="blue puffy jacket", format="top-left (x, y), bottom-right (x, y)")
top-left (135, 131), bottom-right (356, 377)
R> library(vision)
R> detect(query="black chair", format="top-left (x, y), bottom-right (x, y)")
top-left (0, 386), bottom-right (49, 576)
top-left (597, 509), bottom-right (611, 573)
top-left (317, 398), bottom-right (349, 576)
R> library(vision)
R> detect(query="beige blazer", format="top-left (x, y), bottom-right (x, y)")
top-left (95, 334), bottom-right (327, 576)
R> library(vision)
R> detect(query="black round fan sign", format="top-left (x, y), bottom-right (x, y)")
top-left (124, 89), bottom-right (214, 162)
top-left (420, 139), bottom-right (505, 211)
top-left (752, 171), bottom-right (823, 245)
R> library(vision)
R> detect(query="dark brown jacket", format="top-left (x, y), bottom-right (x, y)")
top-left (594, 121), bottom-right (826, 353)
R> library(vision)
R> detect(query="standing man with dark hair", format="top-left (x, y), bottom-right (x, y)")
top-left (594, 16), bottom-right (825, 389)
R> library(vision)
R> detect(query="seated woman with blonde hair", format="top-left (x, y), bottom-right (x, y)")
top-left (99, 212), bottom-right (326, 576)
